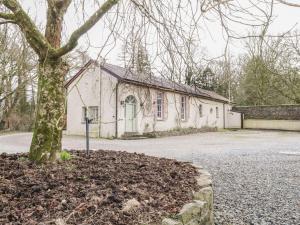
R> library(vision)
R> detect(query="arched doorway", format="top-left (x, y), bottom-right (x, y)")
top-left (125, 95), bottom-right (137, 132)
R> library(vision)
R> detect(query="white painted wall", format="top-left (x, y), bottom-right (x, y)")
top-left (66, 66), bottom-right (118, 138)
top-left (244, 119), bottom-right (300, 131)
top-left (98, 70), bottom-right (118, 138)
top-left (226, 111), bottom-right (242, 129)
top-left (66, 64), bottom-right (230, 138)
top-left (117, 83), bottom-right (227, 137)
top-left (66, 65), bottom-right (100, 137)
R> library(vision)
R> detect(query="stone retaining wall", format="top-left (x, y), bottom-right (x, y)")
top-left (162, 166), bottom-right (214, 225)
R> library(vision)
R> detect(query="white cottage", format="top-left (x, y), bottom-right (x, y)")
top-left (65, 60), bottom-right (234, 138)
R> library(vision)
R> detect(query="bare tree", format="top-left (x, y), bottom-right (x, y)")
top-left (277, 0), bottom-right (300, 7)
top-left (235, 30), bottom-right (300, 105)
top-left (0, 25), bottom-right (36, 131)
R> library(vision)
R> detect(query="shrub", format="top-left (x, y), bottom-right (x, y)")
top-left (60, 151), bottom-right (72, 161)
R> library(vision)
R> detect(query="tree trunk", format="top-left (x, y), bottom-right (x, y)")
top-left (29, 59), bottom-right (68, 163)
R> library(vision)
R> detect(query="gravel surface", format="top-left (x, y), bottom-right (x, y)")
top-left (1, 130), bottom-right (300, 225)
top-left (195, 152), bottom-right (300, 225)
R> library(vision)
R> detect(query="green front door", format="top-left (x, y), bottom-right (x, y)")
top-left (125, 96), bottom-right (137, 132)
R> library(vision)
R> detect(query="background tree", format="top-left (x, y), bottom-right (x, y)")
top-left (122, 35), bottom-right (152, 76)
top-left (0, 25), bottom-right (36, 131)
top-left (235, 31), bottom-right (300, 105)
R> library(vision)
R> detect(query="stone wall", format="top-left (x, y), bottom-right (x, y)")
top-left (162, 167), bottom-right (214, 225)
top-left (233, 105), bottom-right (300, 120)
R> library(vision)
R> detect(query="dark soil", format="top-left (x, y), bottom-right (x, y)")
top-left (0, 150), bottom-right (198, 225)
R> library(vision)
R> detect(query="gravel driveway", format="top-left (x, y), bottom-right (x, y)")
top-left (1, 130), bottom-right (300, 225)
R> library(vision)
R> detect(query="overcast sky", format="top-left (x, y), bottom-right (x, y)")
top-left (19, 1), bottom-right (300, 66)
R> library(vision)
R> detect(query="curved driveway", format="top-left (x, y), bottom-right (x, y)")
top-left (1, 130), bottom-right (300, 225)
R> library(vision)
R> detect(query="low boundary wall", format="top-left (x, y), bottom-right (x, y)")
top-left (244, 119), bottom-right (300, 131)
top-left (162, 166), bottom-right (214, 225)
top-left (233, 105), bottom-right (300, 131)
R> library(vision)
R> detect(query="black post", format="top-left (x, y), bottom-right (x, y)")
top-left (85, 107), bottom-right (90, 157)
top-left (241, 113), bottom-right (244, 129)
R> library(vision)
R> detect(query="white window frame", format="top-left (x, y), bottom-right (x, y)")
top-left (181, 96), bottom-right (187, 121)
top-left (89, 106), bottom-right (99, 123)
top-left (156, 92), bottom-right (164, 120)
top-left (82, 106), bottom-right (99, 124)
top-left (216, 106), bottom-right (219, 118)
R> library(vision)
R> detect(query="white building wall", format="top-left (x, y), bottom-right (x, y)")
top-left (226, 111), bottom-right (242, 129)
top-left (98, 70), bottom-right (117, 138)
top-left (117, 83), bottom-right (227, 137)
top-left (66, 66), bottom-right (100, 137)
top-left (66, 66), bottom-right (118, 138)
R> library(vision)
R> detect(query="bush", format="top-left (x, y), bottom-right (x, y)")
top-left (60, 151), bottom-right (72, 161)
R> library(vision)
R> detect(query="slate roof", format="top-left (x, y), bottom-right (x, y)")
top-left (101, 62), bottom-right (229, 103)
top-left (66, 60), bottom-right (229, 103)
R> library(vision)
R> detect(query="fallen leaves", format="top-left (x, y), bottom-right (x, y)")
top-left (0, 150), bottom-right (198, 225)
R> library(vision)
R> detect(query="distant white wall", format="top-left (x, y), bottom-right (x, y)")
top-left (244, 119), bottom-right (300, 131)
top-left (226, 111), bottom-right (242, 129)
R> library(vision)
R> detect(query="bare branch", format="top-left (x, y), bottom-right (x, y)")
top-left (0, 12), bottom-right (15, 20)
top-left (201, 0), bottom-right (233, 13)
top-left (277, 0), bottom-right (300, 7)
top-left (1, 0), bottom-right (52, 57)
top-left (54, 0), bottom-right (119, 58)
top-left (0, 19), bottom-right (15, 25)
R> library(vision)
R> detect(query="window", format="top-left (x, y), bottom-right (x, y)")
top-left (181, 96), bottom-right (187, 120)
top-left (216, 107), bottom-right (219, 118)
top-left (89, 106), bottom-right (99, 123)
top-left (156, 92), bottom-right (164, 120)
top-left (82, 106), bottom-right (99, 123)
top-left (125, 95), bottom-right (136, 104)
top-left (199, 104), bottom-right (203, 117)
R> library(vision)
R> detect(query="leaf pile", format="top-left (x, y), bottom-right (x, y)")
top-left (0, 150), bottom-right (198, 225)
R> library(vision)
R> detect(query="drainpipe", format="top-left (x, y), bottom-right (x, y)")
top-left (115, 80), bottom-right (120, 138)
top-left (99, 66), bottom-right (103, 138)
top-left (223, 103), bottom-right (226, 129)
